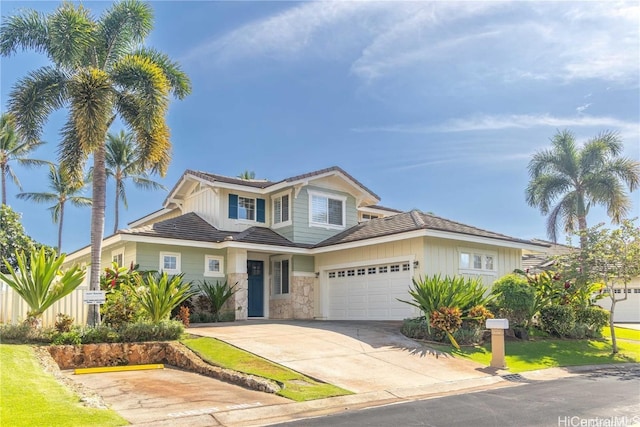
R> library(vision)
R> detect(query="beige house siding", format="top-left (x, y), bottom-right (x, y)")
top-left (423, 237), bottom-right (521, 289)
top-left (183, 187), bottom-right (219, 227)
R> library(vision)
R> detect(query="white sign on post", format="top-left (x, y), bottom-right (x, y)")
top-left (83, 290), bottom-right (106, 305)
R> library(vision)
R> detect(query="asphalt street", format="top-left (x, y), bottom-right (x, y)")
top-left (273, 366), bottom-right (640, 427)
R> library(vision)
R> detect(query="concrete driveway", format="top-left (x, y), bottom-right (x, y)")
top-left (188, 320), bottom-right (490, 394)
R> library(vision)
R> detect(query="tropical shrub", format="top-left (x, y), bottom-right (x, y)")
top-left (0, 248), bottom-right (85, 326)
top-left (130, 273), bottom-right (197, 324)
top-left (429, 307), bottom-right (463, 349)
top-left (574, 306), bottom-right (609, 338)
top-left (539, 305), bottom-right (576, 337)
top-left (119, 320), bottom-right (184, 342)
top-left (467, 305), bottom-right (494, 327)
top-left (176, 305), bottom-right (190, 327)
top-left (54, 313), bottom-right (74, 333)
top-left (197, 280), bottom-right (237, 322)
top-left (492, 274), bottom-right (536, 327)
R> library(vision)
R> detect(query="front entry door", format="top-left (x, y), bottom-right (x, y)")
top-left (247, 260), bottom-right (264, 317)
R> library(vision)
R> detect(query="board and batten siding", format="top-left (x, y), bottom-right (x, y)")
top-left (135, 243), bottom-right (226, 284)
top-left (423, 237), bottom-right (521, 288)
top-left (183, 187), bottom-right (219, 227)
top-left (291, 186), bottom-right (359, 245)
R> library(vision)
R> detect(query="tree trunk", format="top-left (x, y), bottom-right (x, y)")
top-left (578, 215), bottom-right (588, 249)
top-left (609, 300), bottom-right (617, 354)
top-left (1, 163), bottom-right (6, 206)
top-left (58, 201), bottom-right (64, 252)
top-left (88, 143), bottom-right (107, 326)
top-left (113, 176), bottom-right (119, 234)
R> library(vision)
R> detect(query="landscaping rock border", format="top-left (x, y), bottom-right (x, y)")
top-left (47, 341), bottom-right (280, 394)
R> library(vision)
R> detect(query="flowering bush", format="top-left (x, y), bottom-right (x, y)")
top-left (429, 307), bottom-right (463, 349)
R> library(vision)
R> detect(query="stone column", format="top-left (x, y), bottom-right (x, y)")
top-left (227, 248), bottom-right (248, 321)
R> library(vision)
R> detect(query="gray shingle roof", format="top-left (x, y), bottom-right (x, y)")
top-left (314, 210), bottom-right (543, 248)
top-left (120, 212), bottom-right (305, 247)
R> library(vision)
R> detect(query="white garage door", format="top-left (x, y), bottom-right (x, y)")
top-left (600, 288), bottom-right (640, 323)
top-left (326, 262), bottom-right (416, 320)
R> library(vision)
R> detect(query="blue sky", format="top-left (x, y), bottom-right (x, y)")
top-left (1, 1), bottom-right (639, 252)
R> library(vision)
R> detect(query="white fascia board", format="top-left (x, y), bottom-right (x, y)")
top-left (63, 234), bottom-right (124, 262)
top-left (422, 229), bottom-right (548, 251)
top-left (222, 241), bottom-right (309, 254)
top-left (358, 206), bottom-right (400, 215)
top-left (310, 230), bottom-right (426, 254)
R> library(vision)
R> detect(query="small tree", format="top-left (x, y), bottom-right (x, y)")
top-left (0, 205), bottom-right (36, 273)
top-left (0, 247), bottom-right (85, 326)
top-left (131, 273), bottom-right (197, 324)
top-left (198, 280), bottom-right (237, 322)
top-left (557, 219), bottom-right (640, 353)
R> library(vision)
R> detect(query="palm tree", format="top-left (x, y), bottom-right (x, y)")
top-left (238, 170), bottom-right (256, 180)
top-left (526, 129), bottom-right (640, 246)
top-left (0, 112), bottom-right (49, 205)
top-left (17, 164), bottom-right (92, 252)
top-left (1, 1), bottom-right (190, 323)
top-left (105, 130), bottom-right (167, 233)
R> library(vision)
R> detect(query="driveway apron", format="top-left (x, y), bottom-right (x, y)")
top-left (188, 320), bottom-right (489, 394)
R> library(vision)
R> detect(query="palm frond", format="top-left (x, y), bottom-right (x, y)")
top-left (69, 196), bottom-right (93, 208)
top-left (0, 9), bottom-right (49, 56)
top-left (98, 0), bottom-right (154, 69)
top-left (8, 66), bottom-right (68, 144)
top-left (135, 47), bottom-right (192, 99)
top-left (58, 120), bottom-right (89, 184)
top-left (132, 175), bottom-right (167, 191)
top-left (16, 191), bottom-right (59, 203)
top-left (47, 3), bottom-right (97, 68)
top-left (6, 166), bottom-right (21, 189)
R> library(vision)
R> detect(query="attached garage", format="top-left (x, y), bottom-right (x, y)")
top-left (598, 287), bottom-right (640, 323)
top-left (324, 261), bottom-right (417, 320)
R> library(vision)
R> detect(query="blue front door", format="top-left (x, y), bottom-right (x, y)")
top-left (247, 260), bottom-right (264, 317)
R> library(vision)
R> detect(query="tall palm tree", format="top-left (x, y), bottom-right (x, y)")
top-left (17, 164), bottom-right (92, 251)
top-left (1, 1), bottom-right (190, 323)
top-left (105, 130), bottom-right (167, 233)
top-left (526, 129), bottom-right (640, 246)
top-left (0, 112), bottom-right (49, 205)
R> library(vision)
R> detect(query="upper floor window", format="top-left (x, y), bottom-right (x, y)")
top-left (160, 252), bottom-right (181, 274)
top-left (309, 191), bottom-right (346, 228)
top-left (361, 213), bottom-right (379, 221)
top-left (272, 193), bottom-right (290, 226)
top-left (228, 194), bottom-right (265, 223)
top-left (204, 255), bottom-right (224, 277)
top-left (459, 249), bottom-right (496, 274)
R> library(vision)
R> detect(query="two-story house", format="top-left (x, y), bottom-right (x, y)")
top-left (65, 166), bottom-right (547, 321)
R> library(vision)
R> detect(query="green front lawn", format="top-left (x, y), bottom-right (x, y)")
top-left (428, 327), bottom-right (640, 373)
top-left (0, 345), bottom-right (127, 427)
top-left (181, 336), bottom-right (352, 401)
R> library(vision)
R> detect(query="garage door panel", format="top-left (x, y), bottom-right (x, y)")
top-left (326, 262), bottom-right (416, 320)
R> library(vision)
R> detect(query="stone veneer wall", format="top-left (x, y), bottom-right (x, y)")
top-left (291, 276), bottom-right (314, 319)
top-left (269, 275), bottom-right (314, 320)
top-left (227, 272), bottom-right (248, 320)
top-left (47, 342), bottom-right (279, 393)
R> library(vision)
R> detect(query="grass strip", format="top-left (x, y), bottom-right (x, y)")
top-left (0, 344), bottom-right (127, 427)
top-left (181, 336), bottom-right (352, 401)
top-left (428, 327), bottom-right (640, 373)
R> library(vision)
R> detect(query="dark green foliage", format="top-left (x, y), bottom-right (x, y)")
top-left (492, 274), bottom-right (536, 327)
top-left (539, 305), bottom-right (576, 337)
top-left (401, 317), bottom-right (485, 345)
top-left (118, 320), bottom-right (183, 342)
top-left (81, 325), bottom-right (121, 344)
top-left (52, 330), bottom-right (82, 345)
top-left (101, 287), bottom-right (144, 329)
top-left (574, 306), bottom-right (610, 338)
top-left (197, 280), bottom-right (237, 322)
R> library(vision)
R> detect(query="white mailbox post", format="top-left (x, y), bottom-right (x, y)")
top-left (486, 318), bottom-right (509, 369)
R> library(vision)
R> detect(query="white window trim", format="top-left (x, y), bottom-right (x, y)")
top-left (458, 247), bottom-right (498, 275)
top-left (271, 190), bottom-right (292, 229)
top-left (308, 190), bottom-right (347, 230)
top-left (159, 252), bottom-right (181, 274)
top-left (237, 195), bottom-right (257, 222)
top-left (204, 255), bottom-right (224, 277)
top-left (111, 249), bottom-right (125, 267)
top-left (271, 255), bottom-right (291, 298)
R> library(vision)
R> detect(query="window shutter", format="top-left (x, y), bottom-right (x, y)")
top-left (228, 194), bottom-right (238, 219)
top-left (256, 198), bottom-right (266, 223)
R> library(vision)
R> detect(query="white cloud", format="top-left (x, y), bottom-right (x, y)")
top-left (185, 1), bottom-right (639, 85)
top-left (576, 103), bottom-right (592, 114)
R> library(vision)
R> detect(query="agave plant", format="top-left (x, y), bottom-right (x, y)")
top-left (0, 247), bottom-right (85, 326)
top-left (130, 272), bottom-right (197, 324)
